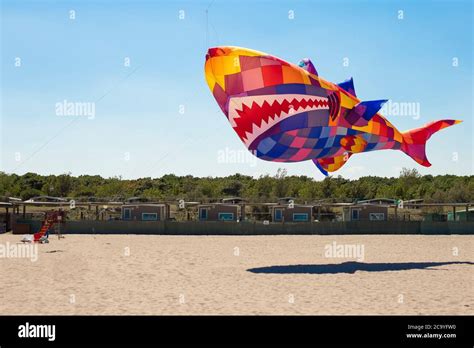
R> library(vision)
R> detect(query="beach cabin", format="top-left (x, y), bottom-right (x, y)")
top-left (342, 203), bottom-right (388, 221)
top-left (423, 212), bottom-right (447, 222)
top-left (270, 198), bottom-right (314, 222)
top-left (447, 207), bottom-right (474, 221)
top-left (121, 204), bottom-right (167, 221)
top-left (198, 203), bottom-right (240, 221)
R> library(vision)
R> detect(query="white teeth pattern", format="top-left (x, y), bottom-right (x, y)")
top-left (227, 94), bottom-right (329, 146)
top-left (228, 99), bottom-right (243, 127)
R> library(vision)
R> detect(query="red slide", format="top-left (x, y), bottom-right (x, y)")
top-left (33, 211), bottom-right (61, 242)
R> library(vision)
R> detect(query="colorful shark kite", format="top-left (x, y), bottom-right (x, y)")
top-left (204, 46), bottom-right (461, 175)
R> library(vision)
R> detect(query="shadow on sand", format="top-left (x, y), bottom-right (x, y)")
top-left (247, 261), bottom-right (474, 275)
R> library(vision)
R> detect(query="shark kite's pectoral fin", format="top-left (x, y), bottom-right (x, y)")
top-left (298, 58), bottom-right (318, 76)
top-left (313, 135), bottom-right (367, 175)
top-left (340, 135), bottom-right (367, 153)
top-left (337, 77), bottom-right (356, 97)
top-left (345, 99), bottom-right (388, 127)
top-left (312, 152), bottom-right (352, 176)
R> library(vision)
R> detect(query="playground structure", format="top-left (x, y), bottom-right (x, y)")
top-left (24, 210), bottom-right (66, 243)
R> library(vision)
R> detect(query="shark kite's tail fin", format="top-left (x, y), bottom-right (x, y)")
top-left (401, 119), bottom-right (461, 167)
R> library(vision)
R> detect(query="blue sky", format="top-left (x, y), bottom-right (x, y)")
top-left (1, 0), bottom-right (472, 179)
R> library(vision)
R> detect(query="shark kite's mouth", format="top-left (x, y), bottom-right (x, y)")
top-left (228, 94), bottom-right (329, 147)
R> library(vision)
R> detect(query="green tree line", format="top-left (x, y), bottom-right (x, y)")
top-left (0, 169), bottom-right (473, 203)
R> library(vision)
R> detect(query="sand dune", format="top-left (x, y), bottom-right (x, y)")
top-left (0, 234), bottom-right (472, 315)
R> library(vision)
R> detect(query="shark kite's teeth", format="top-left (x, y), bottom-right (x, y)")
top-left (229, 93), bottom-right (329, 146)
top-left (228, 99), bottom-right (243, 127)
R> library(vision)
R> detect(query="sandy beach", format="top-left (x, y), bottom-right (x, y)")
top-left (0, 233), bottom-right (472, 315)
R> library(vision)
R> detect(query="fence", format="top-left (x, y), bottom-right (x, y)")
top-left (11, 217), bottom-right (474, 235)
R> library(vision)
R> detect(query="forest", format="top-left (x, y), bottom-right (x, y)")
top-left (0, 168), bottom-right (472, 203)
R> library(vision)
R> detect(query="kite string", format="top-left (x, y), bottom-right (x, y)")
top-left (12, 66), bottom-right (141, 172)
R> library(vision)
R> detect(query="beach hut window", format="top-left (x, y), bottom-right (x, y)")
top-left (199, 208), bottom-right (208, 220)
top-left (274, 209), bottom-right (283, 221)
top-left (123, 208), bottom-right (132, 220)
top-left (369, 213), bottom-right (385, 221)
top-left (351, 209), bottom-right (360, 221)
top-left (293, 213), bottom-right (308, 222)
top-left (142, 213), bottom-right (158, 221)
top-left (218, 212), bottom-right (234, 221)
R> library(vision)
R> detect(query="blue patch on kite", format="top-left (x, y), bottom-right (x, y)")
top-left (325, 137), bottom-right (335, 147)
top-left (279, 113), bottom-right (308, 132)
top-left (266, 143), bottom-right (289, 158)
top-left (309, 127), bottom-right (323, 138)
top-left (365, 142), bottom-right (377, 151)
top-left (257, 137), bottom-right (277, 154)
top-left (318, 147), bottom-right (331, 157)
top-left (275, 84), bottom-right (307, 95)
top-left (320, 127), bottom-right (330, 138)
top-left (315, 137), bottom-right (327, 149)
top-left (346, 128), bottom-right (358, 136)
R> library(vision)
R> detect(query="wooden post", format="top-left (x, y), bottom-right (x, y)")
top-left (22, 205), bottom-right (26, 218)
top-left (96, 205), bottom-right (99, 220)
top-left (57, 215), bottom-right (62, 239)
top-left (394, 205), bottom-right (398, 221)
top-left (453, 206), bottom-right (456, 221)
top-left (5, 207), bottom-right (9, 232)
top-left (466, 205), bottom-right (469, 222)
top-left (317, 206), bottom-right (321, 221)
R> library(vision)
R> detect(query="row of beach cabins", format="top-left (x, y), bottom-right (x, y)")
top-left (122, 197), bottom-right (391, 223)
top-left (116, 198), bottom-right (473, 223)
top-left (3, 195), bottom-right (400, 224)
top-left (2, 195), bottom-right (473, 228)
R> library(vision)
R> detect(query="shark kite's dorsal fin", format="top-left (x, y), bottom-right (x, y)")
top-left (345, 99), bottom-right (388, 127)
top-left (338, 78), bottom-right (356, 96)
top-left (298, 58), bottom-right (318, 76)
